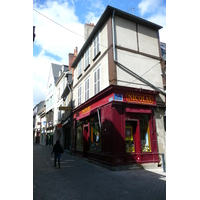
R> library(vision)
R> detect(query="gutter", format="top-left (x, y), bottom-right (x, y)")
top-left (111, 10), bottom-right (166, 97)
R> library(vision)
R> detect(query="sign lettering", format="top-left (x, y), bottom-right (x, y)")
top-left (82, 106), bottom-right (90, 114)
top-left (126, 92), bottom-right (154, 104)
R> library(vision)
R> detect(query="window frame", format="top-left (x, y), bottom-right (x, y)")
top-left (77, 58), bottom-right (83, 79)
top-left (93, 65), bottom-right (101, 95)
top-left (84, 76), bottom-right (90, 101)
top-left (77, 84), bottom-right (82, 106)
top-left (93, 31), bottom-right (101, 61)
top-left (84, 46), bottom-right (90, 71)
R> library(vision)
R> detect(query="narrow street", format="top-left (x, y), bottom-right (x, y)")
top-left (33, 144), bottom-right (166, 200)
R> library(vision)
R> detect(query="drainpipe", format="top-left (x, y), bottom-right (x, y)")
top-left (112, 10), bottom-right (116, 61)
top-left (111, 10), bottom-right (166, 96)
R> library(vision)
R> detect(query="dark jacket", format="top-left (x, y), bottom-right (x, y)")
top-left (51, 141), bottom-right (64, 154)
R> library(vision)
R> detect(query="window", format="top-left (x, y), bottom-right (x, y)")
top-left (140, 115), bottom-right (151, 152)
top-left (85, 77), bottom-right (89, 101)
top-left (93, 32), bottom-right (100, 59)
top-left (90, 116), bottom-right (101, 152)
top-left (84, 47), bottom-right (90, 70)
top-left (76, 123), bottom-right (83, 151)
top-left (94, 66), bottom-right (100, 95)
top-left (77, 58), bottom-right (82, 78)
top-left (125, 121), bottom-right (137, 153)
top-left (78, 85), bottom-right (82, 106)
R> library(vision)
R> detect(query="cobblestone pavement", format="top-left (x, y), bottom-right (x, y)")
top-left (33, 144), bottom-right (166, 200)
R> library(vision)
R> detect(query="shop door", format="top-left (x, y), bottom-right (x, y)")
top-left (125, 120), bottom-right (139, 153)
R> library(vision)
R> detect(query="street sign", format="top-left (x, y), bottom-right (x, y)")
top-left (59, 106), bottom-right (72, 111)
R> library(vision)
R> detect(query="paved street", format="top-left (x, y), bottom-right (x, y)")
top-left (33, 144), bottom-right (166, 200)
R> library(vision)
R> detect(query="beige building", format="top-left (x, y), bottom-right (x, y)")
top-left (70, 6), bottom-right (166, 168)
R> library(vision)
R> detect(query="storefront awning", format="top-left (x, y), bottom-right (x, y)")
top-left (62, 118), bottom-right (70, 126)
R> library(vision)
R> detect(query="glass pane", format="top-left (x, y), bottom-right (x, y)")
top-left (90, 118), bottom-right (101, 152)
top-left (76, 125), bottom-right (83, 150)
top-left (125, 123), bottom-right (135, 153)
top-left (140, 115), bottom-right (151, 152)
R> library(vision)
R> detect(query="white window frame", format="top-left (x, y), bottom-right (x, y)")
top-left (78, 84), bottom-right (82, 106)
top-left (84, 46), bottom-right (90, 70)
top-left (93, 31), bottom-right (101, 60)
top-left (93, 65), bottom-right (101, 95)
top-left (77, 58), bottom-right (82, 78)
top-left (85, 76), bottom-right (90, 101)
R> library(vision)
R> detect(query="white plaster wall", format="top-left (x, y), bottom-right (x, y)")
top-left (115, 16), bottom-right (138, 51)
top-left (73, 21), bottom-right (109, 108)
top-left (46, 66), bottom-right (55, 114)
top-left (154, 108), bottom-right (166, 166)
top-left (137, 24), bottom-right (160, 57)
top-left (116, 49), bottom-right (163, 91)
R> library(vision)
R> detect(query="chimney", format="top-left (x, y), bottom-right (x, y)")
top-left (84, 23), bottom-right (95, 42)
top-left (68, 47), bottom-right (78, 77)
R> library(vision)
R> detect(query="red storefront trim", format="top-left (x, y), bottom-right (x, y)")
top-left (72, 85), bottom-right (160, 166)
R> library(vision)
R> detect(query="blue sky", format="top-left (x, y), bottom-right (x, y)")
top-left (33, 0), bottom-right (166, 107)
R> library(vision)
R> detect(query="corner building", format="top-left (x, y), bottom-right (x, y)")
top-left (71, 6), bottom-right (166, 168)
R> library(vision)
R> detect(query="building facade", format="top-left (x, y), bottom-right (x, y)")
top-left (37, 102), bottom-right (46, 145)
top-left (33, 101), bottom-right (45, 144)
top-left (54, 65), bottom-right (69, 147)
top-left (70, 6), bottom-right (166, 168)
top-left (46, 63), bottom-right (63, 146)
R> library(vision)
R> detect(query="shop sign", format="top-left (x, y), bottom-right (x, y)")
top-left (57, 123), bottom-right (62, 128)
top-left (126, 92), bottom-right (154, 104)
top-left (82, 106), bottom-right (90, 114)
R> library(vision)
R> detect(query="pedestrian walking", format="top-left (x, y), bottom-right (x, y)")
top-left (51, 140), bottom-right (64, 168)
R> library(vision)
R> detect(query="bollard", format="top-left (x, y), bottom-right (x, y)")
top-left (161, 153), bottom-right (166, 172)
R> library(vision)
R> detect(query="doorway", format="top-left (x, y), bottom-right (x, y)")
top-left (125, 120), bottom-right (138, 153)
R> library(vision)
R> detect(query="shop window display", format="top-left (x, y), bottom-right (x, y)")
top-left (125, 122), bottom-right (135, 153)
top-left (140, 115), bottom-right (151, 152)
top-left (90, 116), bottom-right (101, 152)
top-left (76, 124), bottom-right (83, 151)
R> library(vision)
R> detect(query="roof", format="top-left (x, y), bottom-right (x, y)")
top-left (51, 63), bottom-right (68, 83)
top-left (37, 100), bottom-right (45, 112)
top-left (51, 63), bottom-right (62, 78)
top-left (71, 5), bottom-right (163, 69)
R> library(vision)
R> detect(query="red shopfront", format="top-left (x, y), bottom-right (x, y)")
top-left (72, 85), bottom-right (159, 167)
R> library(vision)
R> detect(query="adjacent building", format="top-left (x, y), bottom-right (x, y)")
top-left (33, 100), bottom-right (45, 144)
top-left (37, 101), bottom-right (46, 145)
top-left (46, 63), bottom-right (63, 146)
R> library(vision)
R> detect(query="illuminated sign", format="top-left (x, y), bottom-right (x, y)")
top-left (82, 106), bottom-right (90, 114)
top-left (126, 92), bottom-right (154, 104)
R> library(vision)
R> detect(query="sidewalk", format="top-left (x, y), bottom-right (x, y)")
top-left (33, 144), bottom-right (166, 200)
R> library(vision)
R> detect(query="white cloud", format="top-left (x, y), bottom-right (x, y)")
top-left (85, 0), bottom-right (105, 24)
top-left (33, 0), bottom-right (85, 107)
top-left (33, 50), bottom-right (61, 107)
top-left (33, 0), bottom-right (84, 64)
top-left (138, 0), bottom-right (164, 16)
top-left (85, 11), bottom-right (100, 24)
top-left (147, 12), bottom-right (166, 43)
